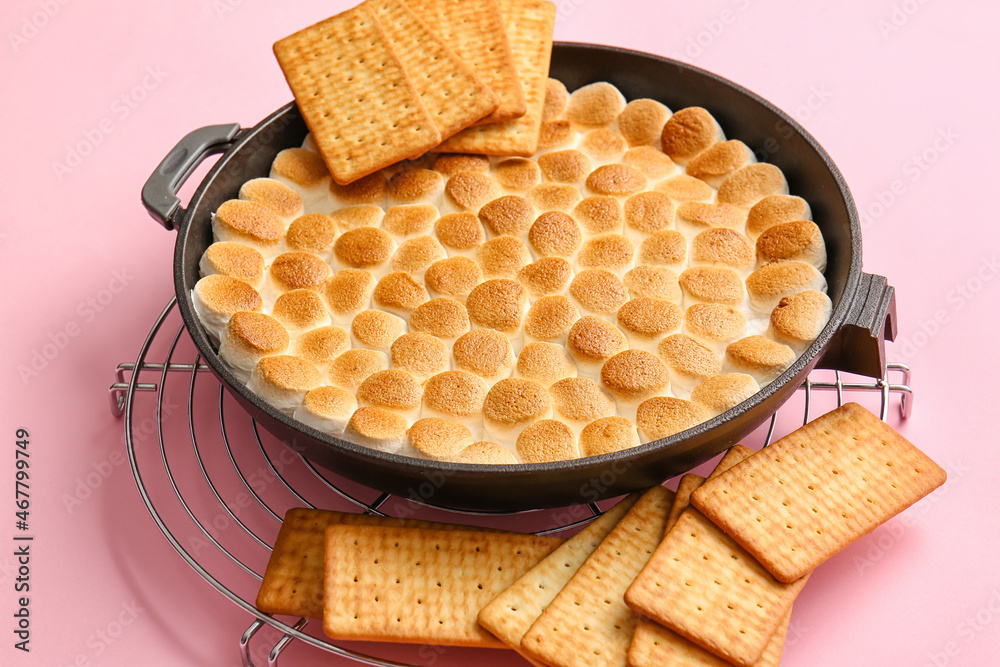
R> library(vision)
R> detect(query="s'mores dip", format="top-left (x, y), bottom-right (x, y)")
top-left (195, 4), bottom-right (831, 465)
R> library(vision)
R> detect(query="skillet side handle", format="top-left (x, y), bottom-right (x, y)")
top-left (142, 123), bottom-right (243, 231)
top-left (816, 272), bottom-right (898, 378)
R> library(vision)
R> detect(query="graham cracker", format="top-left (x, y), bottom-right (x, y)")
top-left (323, 524), bottom-right (562, 647)
top-left (520, 486), bottom-right (675, 667)
top-left (435, 0), bottom-right (556, 157)
top-left (666, 473), bottom-right (705, 532)
top-left (708, 444), bottom-right (756, 480)
top-left (478, 494), bottom-right (641, 651)
top-left (366, 0), bottom-right (499, 140)
top-left (625, 509), bottom-right (807, 667)
top-left (691, 402), bottom-right (947, 583)
top-left (404, 0), bottom-right (525, 124)
top-left (273, 6), bottom-right (441, 185)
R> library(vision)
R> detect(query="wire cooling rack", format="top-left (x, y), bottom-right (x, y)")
top-left (110, 298), bottom-right (913, 667)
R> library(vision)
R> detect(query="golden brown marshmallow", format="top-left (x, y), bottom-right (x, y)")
top-left (617, 99), bottom-right (672, 147)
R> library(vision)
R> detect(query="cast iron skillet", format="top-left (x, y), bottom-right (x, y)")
top-left (142, 43), bottom-right (896, 512)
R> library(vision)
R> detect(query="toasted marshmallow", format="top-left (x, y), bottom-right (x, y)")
top-left (623, 191), bottom-right (675, 243)
top-left (443, 172), bottom-right (501, 213)
top-left (528, 211), bottom-right (583, 259)
top-left (421, 370), bottom-right (489, 433)
top-left (328, 349), bottom-right (389, 391)
top-left (675, 202), bottom-right (746, 237)
top-left (528, 183), bottom-right (582, 212)
top-left (409, 418), bottom-right (474, 461)
top-left (567, 316), bottom-right (629, 380)
top-left (329, 205), bottom-right (384, 232)
top-left (382, 204), bottom-right (438, 240)
top-left (622, 146), bottom-right (677, 181)
top-left (523, 295), bottom-right (580, 345)
top-left (548, 377), bottom-right (616, 433)
top-left (390, 332), bottom-right (450, 380)
top-left (270, 148), bottom-right (331, 211)
top-left (572, 196), bottom-right (622, 236)
top-left (333, 227), bottom-right (396, 276)
top-left (343, 407), bottom-right (409, 454)
top-left (717, 163), bottom-right (789, 208)
top-left (200, 242), bottom-right (265, 288)
top-left (372, 272), bottom-right (429, 318)
top-left (483, 378), bottom-right (552, 442)
top-left (635, 397), bottom-right (709, 443)
top-left (618, 99), bottom-right (672, 147)
top-left (566, 82), bottom-right (626, 128)
top-left (239, 178), bottom-right (303, 223)
top-left (538, 150), bottom-right (591, 184)
top-left (452, 329), bottom-right (515, 384)
top-left (745, 261), bottom-right (827, 313)
top-left (351, 309), bottom-right (406, 352)
top-left (409, 297), bottom-right (470, 343)
top-left (272, 289), bottom-right (331, 334)
top-left (435, 212), bottom-right (485, 257)
top-left (679, 266), bottom-right (746, 307)
top-left (685, 140), bottom-right (756, 188)
top-left (478, 195), bottom-right (535, 239)
top-left (266, 252), bottom-right (331, 297)
top-left (477, 236), bottom-right (532, 280)
top-left (247, 355), bottom-right (323, 414)
top-left (192, 275), bottom-right (262, 343)
top-left (212, 200), bottom-right (283, 256)
top-left (293, 386), bottom-right (357, 437)
top-left (659, 107), bottom-right (725, 165)
top-left (455, 441), bottom-right (518, 465)
top-left (356, 369), bottom-right (423, 422)
top-left (691, 228), bottom-right (756, 274)
top-left (769, 290), bottom-right (832, 352)
top-left (294, 325), bottom-right (351, 372)
top-left (683, 303), bottom-right (747, 353)
top-left (569, 269), bottom-right (628, 320)
top-left (328, 171), bottom-right (386, 210)
top-left (654, 175), bottom-right (713, 203)
top-left (638, 230), bottom-right (687, 269)
top-left (724, 335), bottom-right (796, 385)
top-left (755, 221), bottom-right (827, 271)
top-left (516, 420), bottom-right (577, 463)
top-left (386, 168), bottom-right (445, 207)
top-left (542, 77), bottom-right (569, 121)
top-left (466, 279), bottom-right (528, 343)
top-left (323, 269), bottom-right (375, 325)
top-left (746, 195), bottom-right (813, 241)
top-left (657, 333), bottom-right (722, 398)
top-left (285, 214), bottom-right (339, 258)
top-left (424, 257), bottom-right (483, 302)
top-left (432, 153), bottom-right (490, 177)
top-left (577, 234), bottom-right (635, 277)
top-left (624, 266), bottom-right (681, 303)
top-left (517, 256), bottom-right (573, 298)
top-left (219, 312), bottom-right (290, 382)
top-left (579, 417), bottom-right (640, 457)
top-left (579, 128), bottom-right (629, 165)
top-left (390, 235), bottom-right (447, 278)
top-left (301, 133), bottom-right (318, 152)
top-left (515, 341), bottom-right (577, 386)
top-left (616, 297), bottom-right (683, 352)
top-left (585, 164), bottom-right (647, 197)
top-left (493, 158), bottom-right (541, 192)
top-left (600, 349), bottom-right (671, 420)
top-left (689, 373), bottom-right (759, 418)
top-left (537, 120), bottom-right (575, 152)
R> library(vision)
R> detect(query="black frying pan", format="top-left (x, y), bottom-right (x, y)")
top-left (141, 43), bottom-right (896, 511)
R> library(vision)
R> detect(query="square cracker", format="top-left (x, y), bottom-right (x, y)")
top-left (366, 0), bottom-right (499, 140)
top-left (404, 0), bottom-right (525, 124)
top-left (625, 509), bottom-right (807, 667)
top-left (708, 444), bottom-right (755, 480)
top-left (666, 473), bottom-right (705, 533)
top-left (691, 402), bottom-right (947, 583)
top-left (519, 486), bottom-right (675, 667)
top-left (478, 494), bottom-right (641, 651)
top-left (435, 0), bottom-right (556, 156)
top-left (273, 6), bottom-right (441, 185)
top-left (323, 525), bottom-right (562, 647)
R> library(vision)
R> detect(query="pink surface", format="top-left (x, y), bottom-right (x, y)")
top-left (2, 0), bottom-right (997, 665)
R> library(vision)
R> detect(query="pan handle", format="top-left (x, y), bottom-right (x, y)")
top-left (142, 123), bottom-right (243, 231)
top-left (816, 272), bottom-right (897, 378)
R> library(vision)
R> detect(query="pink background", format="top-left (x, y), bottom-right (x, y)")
top-left (3, 0), bottom-right (998, 665)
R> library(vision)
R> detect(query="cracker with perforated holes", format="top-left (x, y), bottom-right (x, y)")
top-left (708, 444), bottom-right (755, 480)
top-left (435, 0), bottom-right (555, 156)
top-left (625, 509), bottom-right (807, 667)
top-left (666, 473), bottom-right (705, 532)
top-left (691, 402), bottom-right (947, 583)
top-left (519, 486), bottom-right (674, 667)
top-left (477, 493), bottom-right (641, 653)
top-left (403, 0), bottom-right (525, 125)
top-left (273, 5), bottom-right (442, 185)
top-left (323, 524), bottom-right (562, 647)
